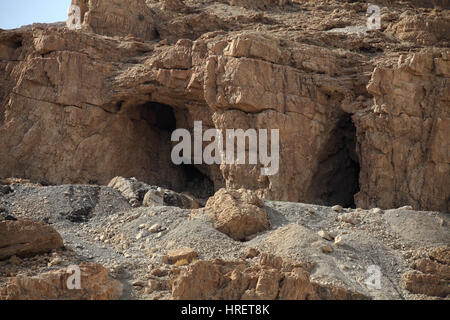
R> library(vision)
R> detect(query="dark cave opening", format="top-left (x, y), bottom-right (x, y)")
top-left (179, 164), bottom-right (215, 200)
top-left (142, 101), bottom-right (215, 200)
top-left (310, 114), bottom-right (360, 208)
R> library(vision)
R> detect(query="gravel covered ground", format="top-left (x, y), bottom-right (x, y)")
top-left (0, 182), bottom-right (448, 300)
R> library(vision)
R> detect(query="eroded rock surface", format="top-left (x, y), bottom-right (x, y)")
top-left (170, 253), bottom-right (368, 300)
top-left (354, 52), bottom-right (450, 212)
top-left (0, 220), bottom-right (64, 260)
top-left (0, 1), bottom-right (448, 211)
top-left (0, 262), bottom-right (123, 300)
top-left (199, 188), bottom-right (270, 241)
top-left (0, 183), bottom-right (449, 300)
top-left (0, 0), bottom-right (449, 301)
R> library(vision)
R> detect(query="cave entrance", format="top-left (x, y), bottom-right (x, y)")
top-left (310, 114), bottom-right (360, 208)
top-left (142, 101), bottom-right (215, 200)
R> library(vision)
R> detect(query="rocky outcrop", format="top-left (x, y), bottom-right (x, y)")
top-left (353, 52), bottom-right (450, 212)
top-left (0, 262), bottom-right (123, 300)
top-left (386, 10), bottom-right (450, 46)
top-left (164, 248), bottom-right (198, 265)
top-left (219, 0), bottom-right (290, 10)
top-left (170, 253), bottom-right (368, 300)
top-left (73, 0), bottom-right (157, 40)
top-left (0, 220), bottom-right (64, 260)
top-left (109, 176), bottom-right (200, 208)
top-left (0, 0), bottom-right (448, 212)
top-left (1, 182), bottom-right (448, 300)
top-left (402, 246), bottom-right (450, 297)
top-left (200, 188), bottom-right (270, 241)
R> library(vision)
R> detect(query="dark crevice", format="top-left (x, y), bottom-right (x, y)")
top-left (179, 164), bottom-right (215, 199)
top-left (141, 101), bottom-right (215, 200)
top-left (309, 114), bottom-right (360, 208)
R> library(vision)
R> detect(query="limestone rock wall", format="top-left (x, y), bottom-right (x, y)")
top-left (353, 52), bottom-right (450, 212)
top-left (0, 0), bottom-right (448, 211)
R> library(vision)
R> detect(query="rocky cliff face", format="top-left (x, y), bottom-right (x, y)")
top-left (0, 0), bottom-right (449, 212)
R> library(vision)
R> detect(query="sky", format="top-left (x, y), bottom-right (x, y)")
top-left (0, 0), bottom-right (72, 30)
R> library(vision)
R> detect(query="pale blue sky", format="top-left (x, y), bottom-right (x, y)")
top-left (0, 0), bottom-right (71, 29)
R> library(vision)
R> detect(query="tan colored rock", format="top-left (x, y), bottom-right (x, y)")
top-left (386, 11), bottom-right (450, 46)
top-left (165, 248), bottom-right (198, 265)
top-left (337, 213), bottom-right (358, 225)
top-left (220, 0), bottom-right (289, 10)
top-left (318, 230), bottom-right (333, 241)
top-left (109, 177), bottom-right (200, 209)
top-left (170, 254), bottom-right (367, 300)
top-left (412, 259), bottom-right (450, 278)
top-left (402, 271), bottom-right (449, 298)
top-left (204, 188), bottom-right (269, 241)
top-left (243, 248), bottom-right (260, 259)
top-left (354, 51), bottom-right (450, 212)
top-left (429, 246), bottom-right (450, 265)
top-left (402, 246), bottom-right (450, 297)
top-left (161, 0), bottom-right (187, 12)
top-left (142, 189), bottom-right (165, 207)
top-left (0, 220), bottom-right (64, 260)
top-left (0, 263), bottom-right (123, 300)
top-left (0, 0), bottom-right (448, 213)
top-left (73, 0), bottom-right (157, 40)
top-left (108, 176), bottom-right (147, 205)
top-left (334, 236), bottom-right (345, 247)
top-left (320, 245), bottom-right (333, 254)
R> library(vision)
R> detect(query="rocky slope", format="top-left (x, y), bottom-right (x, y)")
top-left (0, 0), bottom-right (449, 300)
top-left (0, 179), bottom-right (448, 300)
top-left (0, 0), bottom-right (448, 211)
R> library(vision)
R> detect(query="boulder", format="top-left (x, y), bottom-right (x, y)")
top-left (204, 188), bottom-right (270, 241)
top-left (170, 253), bottom-right (367, 300)
top-left (402, 246), bottom-right (450, 297)
top-left (72, 0), bottom-right (157, 40)
top-left (164, 248), bottom-right (198, 265)
top-left (0, 263), bottom-right (123, 300)
top-left (0, 220), bottom-right (64, 260)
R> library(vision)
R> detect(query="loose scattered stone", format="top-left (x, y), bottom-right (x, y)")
top-left (320, 245), bottom-right (333, 254)
top-left (318, 230), bottom-right (333, 241)
top-left (244, 248), bottom-right (260, 259)
top-left (371, 208), bottom-right (383, 214)
top-left (145, 279), bottom-right (160, 294)
top-left (136, 231), bottom-right (148, 240)
top-left (149, 224), bottom-right (161, 233)
top-left (334, 236), bottom-right (345, 247)
top-left (165, 248), bottom-right (198, 265)
top-left (338, 213), bottom-right (358, 225)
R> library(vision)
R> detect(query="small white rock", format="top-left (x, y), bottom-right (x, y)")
top-left (149, 223), bottom-right (161, 233)
top-left (318, 230), bottom-right (333, 241)
top-left (338, 213), bottom-right (357, 225)
top-left (136, 231), bottom-right (148, 240)
top-left (334, 235), bottom-right (344, 246)
top-left (332, 205), bottom-right (343, 212)
top-left (49, 257), bottom-right (63, 266)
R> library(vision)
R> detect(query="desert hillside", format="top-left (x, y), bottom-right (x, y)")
top-left (0, 0), bottom-right (449, 301)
